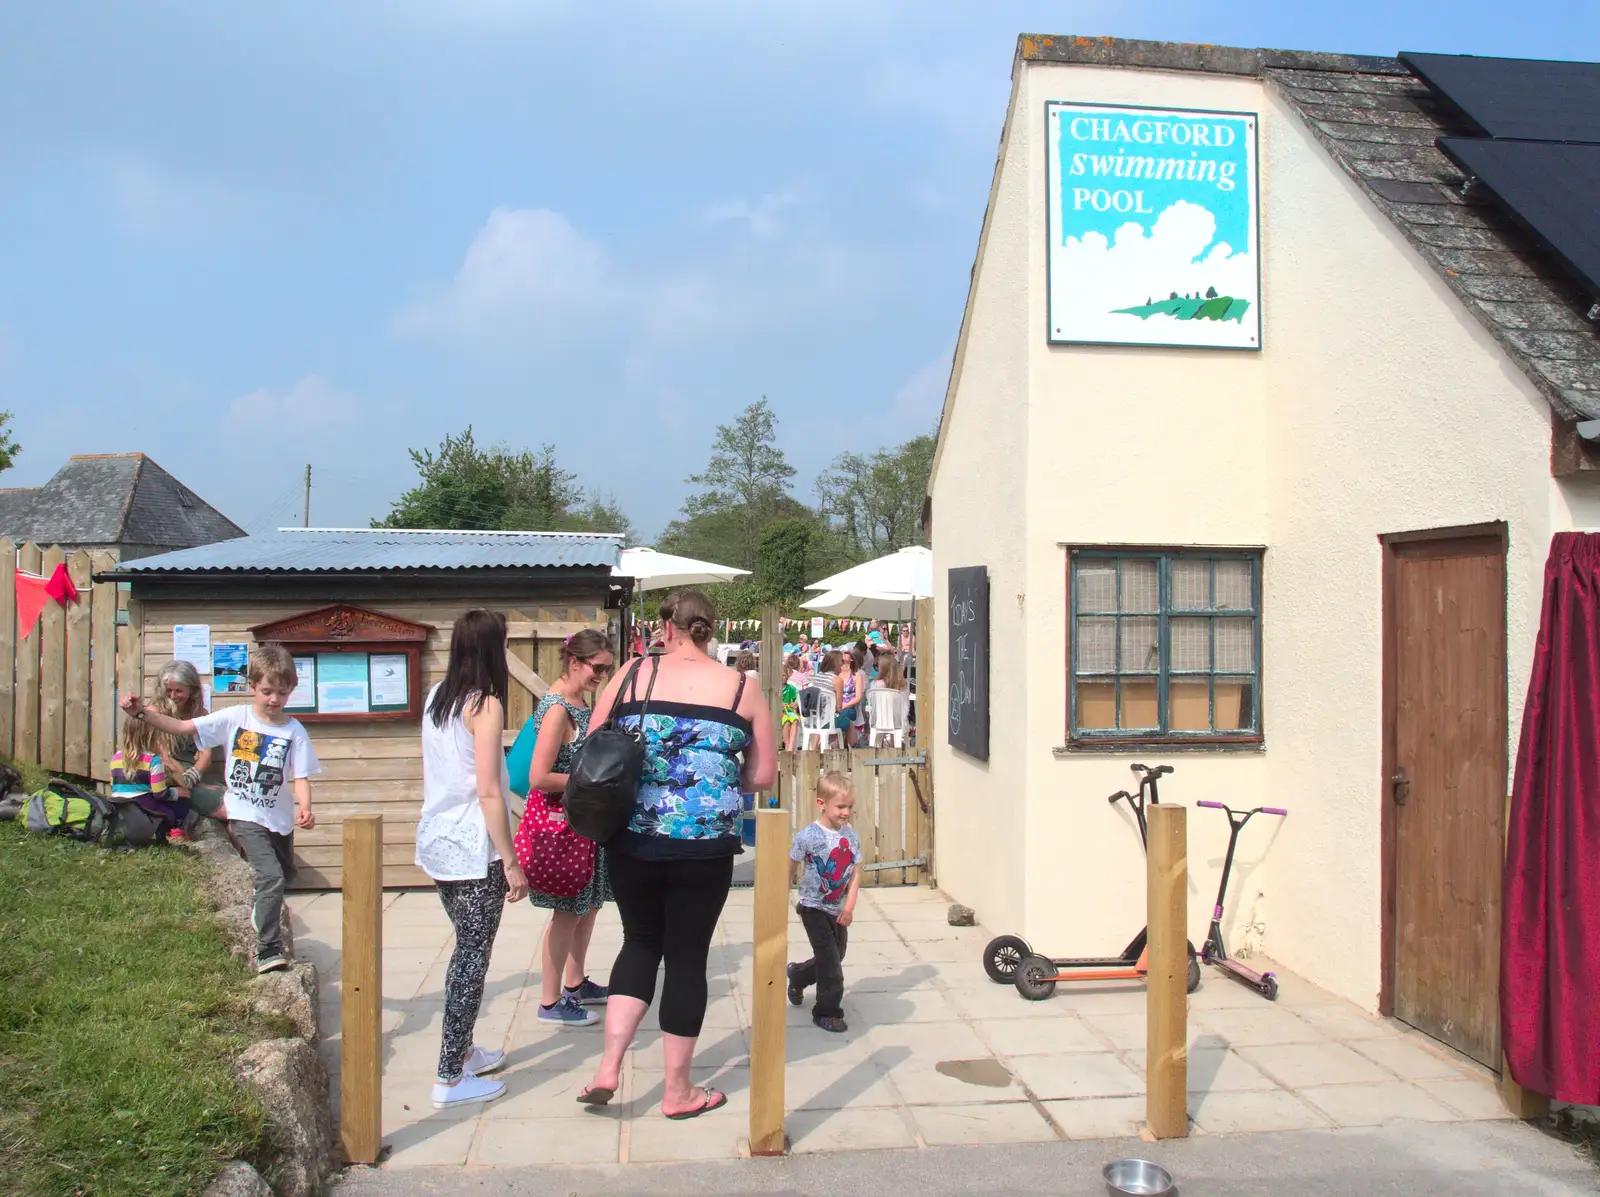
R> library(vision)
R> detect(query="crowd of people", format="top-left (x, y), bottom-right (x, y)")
top-left (778, 620), bottom-right (915, 749)
top-left (115, 587), bottom-right (881, 1124)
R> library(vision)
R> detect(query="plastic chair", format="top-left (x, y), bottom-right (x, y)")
top-left (866, 687), bottom-right (908, 749)
top-left (798, 684), bottom-right (842, 750)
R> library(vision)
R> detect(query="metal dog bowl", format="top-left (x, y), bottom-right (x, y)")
top-left (1103, 1158), bottom-right (1174, 1196)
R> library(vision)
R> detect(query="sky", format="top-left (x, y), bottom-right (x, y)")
top-left (3, 1), bottom-right (1595, 540)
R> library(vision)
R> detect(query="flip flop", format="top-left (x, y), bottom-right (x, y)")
top-left (664, 1089), bottom-right (727, 1121)
top-left (576, 1085), bottom-right (615, 1106)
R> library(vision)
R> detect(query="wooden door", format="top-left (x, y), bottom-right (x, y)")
top-left (1384, 532), bottom-right (1506, 1066)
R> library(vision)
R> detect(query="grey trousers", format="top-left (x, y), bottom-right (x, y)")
top-left (229, 820), bottom-right (295, 958)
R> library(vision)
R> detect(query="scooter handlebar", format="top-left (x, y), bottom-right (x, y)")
top-left (1196, 800), bottom-right (1225, 809)
top-left (1260, 807), bottom-right (1289, 817)
top-left (1107, 790), bottom-right (1133, 804)
top-left (1131, 763), bottom-right (1174, 777)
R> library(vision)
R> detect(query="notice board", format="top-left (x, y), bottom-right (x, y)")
top-left (947, 565), bottom-right (989, 760)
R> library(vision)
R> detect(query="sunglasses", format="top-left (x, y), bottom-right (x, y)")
top-left (588, 661), bottom-right (616, 677)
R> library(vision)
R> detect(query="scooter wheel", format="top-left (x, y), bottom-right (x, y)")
top-left (1262, 975), bottom-right (1279, 1002)
top-left (1014, 954), bottom-right (1057, 1001)
top-left (1187, 954), bottom-right (1201, 994)
top-left (983, 935), bottom-right (1032, 984)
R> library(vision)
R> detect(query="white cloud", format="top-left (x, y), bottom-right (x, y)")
top-left (1050, 201), bottom-right (1258, 348)
top-left (391, 207), bottom-right (610, 345)
top-left (395, 204), bottom-right (884, 361)
top-left (701, 187), bottom-right (806, 239)
top-left (227, 376), bottom-right (362, 431)
top-left (109, 158), bottom-right (257, 244)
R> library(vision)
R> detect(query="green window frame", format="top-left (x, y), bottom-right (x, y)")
top-left (1068, 549), bottom-right (1263, 744)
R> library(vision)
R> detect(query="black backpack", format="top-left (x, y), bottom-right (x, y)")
top-left (564, 656), bottom-right (657, 843)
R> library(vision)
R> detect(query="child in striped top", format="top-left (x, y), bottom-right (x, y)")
top-left (110, 716), bottom-right (188, 843)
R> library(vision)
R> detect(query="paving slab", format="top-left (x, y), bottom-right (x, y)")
top-left (296, 879), bottom-right (1519, 1170)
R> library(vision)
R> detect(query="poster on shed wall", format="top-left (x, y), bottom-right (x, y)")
top-left (1046, 102), bottom-right (1261, 350)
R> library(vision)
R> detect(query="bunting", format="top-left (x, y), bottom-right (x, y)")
top-left (15, 563), bottom-right (80, 640)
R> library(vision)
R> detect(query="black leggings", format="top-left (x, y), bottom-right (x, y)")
top-left (606, 852), bottom-right (733, 1037)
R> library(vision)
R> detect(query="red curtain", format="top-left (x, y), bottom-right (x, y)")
top-left (1503, 531), bottom-right (1600, 1103)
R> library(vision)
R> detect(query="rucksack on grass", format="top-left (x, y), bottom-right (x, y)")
top-left (25, 779), bottom-right (160, 848)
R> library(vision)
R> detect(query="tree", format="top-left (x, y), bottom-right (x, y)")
top-left (1205, 286), bottom-right (1218, 299)
top-left (0, 411), bottom-right (18, 475)
top-left (815, 433), bottom-right (935, 560)
top-left (376, 426), bottom-right (633, 538)
top-left (678, 398), bottom-right (796, 569)
top-left (755, 518), bottom-right (815, 606)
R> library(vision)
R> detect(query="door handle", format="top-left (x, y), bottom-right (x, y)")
top-left (1392, 767), bottom-right (1409, 806)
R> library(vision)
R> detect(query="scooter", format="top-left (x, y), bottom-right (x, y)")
top-left (982, 764), bottom-right (1201, 1001)
top-left (1196, 799), bottom-right (1288, 1001)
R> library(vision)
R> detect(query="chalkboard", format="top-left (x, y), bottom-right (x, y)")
top-left (947, 565), bottom-right (989, 760)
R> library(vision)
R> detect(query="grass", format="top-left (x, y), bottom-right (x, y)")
top-left (0, 815), bottom-right (271, 1196)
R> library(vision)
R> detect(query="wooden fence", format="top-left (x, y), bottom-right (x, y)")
top-left (773, 748), bottom-right (931, 886)
top-left (1, 540), bottom-right (128, 782)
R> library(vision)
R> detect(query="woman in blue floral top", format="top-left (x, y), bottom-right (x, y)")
top-left (578, 591), bottom-right (776, 1119)
top-left (525, 630), bottom-right (616, 1027)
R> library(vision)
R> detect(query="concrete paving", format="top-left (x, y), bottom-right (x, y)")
top-left (293, 882), bottom-right (1519, 1171)
top-left (332, 1121), bottom-right (1597, 1195)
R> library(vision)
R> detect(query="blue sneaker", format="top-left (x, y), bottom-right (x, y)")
top-left (537, 994), bottom-right (597, 1027)
top-left (564, 977), bottom-right (609, 1006)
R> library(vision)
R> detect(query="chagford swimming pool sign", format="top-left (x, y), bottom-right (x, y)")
top-left (1046, 102), bottom-right (1260, 350)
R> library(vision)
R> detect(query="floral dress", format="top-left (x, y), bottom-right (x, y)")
top-left (526, 692), bottom-right (613, 915)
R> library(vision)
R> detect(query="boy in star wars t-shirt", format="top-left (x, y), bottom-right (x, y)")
top-left (123, 643), bottom-right (320, 974)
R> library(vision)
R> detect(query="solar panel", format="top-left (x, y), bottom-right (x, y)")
top-left (1400, 52), bottom-right (1600, 143)
top-left (1437, 138), bottom-right (1600, 301)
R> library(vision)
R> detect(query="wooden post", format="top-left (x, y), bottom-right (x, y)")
top-left (341, 814), bottom-right (383, 1165)
top-left (748, 808), bottom-right (788, 1156)
top-left (38, 545), bottom-right (66, 773)
top-left (88, 554), bottom-right (118, 782)
top-left (63, 551), bottom-right (92, 777)
top-left (15, 541), bottom-right (42, 766)
top-left (1145, 803), bottom-right (1188, 1139)
top-left (914, 596), bottom-right (936, 884)
top-left (0, 538), bottom-right (15, 760)
top-left (759, 605), bottom-right (782, 810)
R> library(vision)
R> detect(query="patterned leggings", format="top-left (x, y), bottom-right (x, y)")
top-left (434, 861), bottom-right (508, 1083)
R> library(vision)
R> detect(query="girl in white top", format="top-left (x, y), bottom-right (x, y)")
top-left (415, 610), bottom-right (528, 1111)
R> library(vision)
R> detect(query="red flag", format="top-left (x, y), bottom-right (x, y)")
top-left (15, 565), bottom-right (78, 639)
top-left (44, 563), bottom-right (78, 606)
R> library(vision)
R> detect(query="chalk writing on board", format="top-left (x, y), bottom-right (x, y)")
top-left (947, 566), bottom-right (989, 760)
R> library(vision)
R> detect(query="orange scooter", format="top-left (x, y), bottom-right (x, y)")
top-left (981, 764), bottom-right (1200, 1001)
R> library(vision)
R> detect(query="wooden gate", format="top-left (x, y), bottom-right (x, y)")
top-left (1382, 528), bottom-right (1506, 1067)
top-left (774, 749), bottom-right (932, 886)
top-left (2, 540), bottom-right (129, 782)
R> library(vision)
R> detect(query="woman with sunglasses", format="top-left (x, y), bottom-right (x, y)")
top-left (525, 629), bottom-right (617, 1026)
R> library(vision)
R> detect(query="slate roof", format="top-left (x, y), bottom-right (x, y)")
top-left (110, 528), bottom-right (624, 576)
top-left (1017, 36), bottom-right (1600, 423)
top-left (0, 454), bottom-right (246, 552)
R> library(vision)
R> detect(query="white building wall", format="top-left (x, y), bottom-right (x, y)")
top-left (1019, 63), bottom-right (1271, 961)
top-left (935, 55), bottom-right (1581, 1010)
top-left (930, 80), bottom-right (1034, 940)
top-left (1256, 85), bottom-right (1553, 1007)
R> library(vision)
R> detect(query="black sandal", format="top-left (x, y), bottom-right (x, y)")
top-left (577, 1085), bottom-right (615, 1106)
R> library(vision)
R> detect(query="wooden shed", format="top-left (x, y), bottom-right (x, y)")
top-left (103, 527), bottom-right (627, 889)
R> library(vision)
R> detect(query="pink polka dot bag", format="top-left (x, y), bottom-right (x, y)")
top-left (513, 789), bottom-right (595, 898)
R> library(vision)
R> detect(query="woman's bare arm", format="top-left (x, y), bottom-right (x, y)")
top-left (469, 695), bottom-right (527, 902)
top-left (738, 676), bottom-right (778, 792)
top-left (527, 701), bottom-right (574, 794)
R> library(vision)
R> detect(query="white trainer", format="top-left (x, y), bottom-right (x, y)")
top-left (461, 1045), bottom-right (506, 1076)
top-left (431, 1072), bottom-right (506, 1110)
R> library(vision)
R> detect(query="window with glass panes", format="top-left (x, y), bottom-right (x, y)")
top-left (1069, 551), bottom-right (1261, 740)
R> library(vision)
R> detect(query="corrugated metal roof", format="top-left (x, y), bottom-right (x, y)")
top-left (112, 528), bottom-right (624, 574)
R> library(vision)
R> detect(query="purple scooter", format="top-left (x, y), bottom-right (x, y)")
top-left (1196, 800), bottom-right (1287, 1001)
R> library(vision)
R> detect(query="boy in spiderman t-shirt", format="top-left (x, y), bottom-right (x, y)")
top-left (786, 770), bottom-right (862, 1032)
